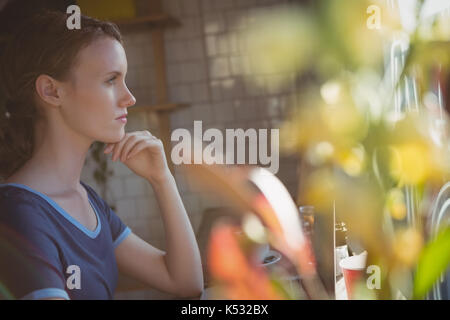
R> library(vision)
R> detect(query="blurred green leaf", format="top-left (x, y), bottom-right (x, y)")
top-left (268, 274), bottom-right (298, 300)
top-left (413, 227), bottom-right (450, 299)
top-left (400, 40), bottom-right (450, 98)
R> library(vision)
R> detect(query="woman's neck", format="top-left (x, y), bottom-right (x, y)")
top-left (5, 143), bottom-right (91, 196)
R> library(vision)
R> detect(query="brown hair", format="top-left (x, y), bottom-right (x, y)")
top-left (0, 10), bottom-right (123, 180)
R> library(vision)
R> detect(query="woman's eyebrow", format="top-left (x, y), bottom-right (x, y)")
top-left (105, 71), bottom-right (123, 77)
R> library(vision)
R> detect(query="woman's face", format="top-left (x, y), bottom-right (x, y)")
top-left (58, 37), bottom-right (136, 144)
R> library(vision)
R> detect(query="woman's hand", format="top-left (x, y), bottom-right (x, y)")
top-left (103, 131), bottom-right (172, 184)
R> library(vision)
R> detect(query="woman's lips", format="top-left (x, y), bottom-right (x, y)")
top-left (116, 115), bottom-right (127, 123)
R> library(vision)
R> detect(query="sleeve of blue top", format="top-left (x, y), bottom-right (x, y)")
top-left (106, 205), bottom-right (131, 249)
top-left (0, 198), bottom-right (69, 300)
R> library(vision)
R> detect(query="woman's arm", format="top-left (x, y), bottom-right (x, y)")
top-left (152, 172), bottom-right (204, 296)
top-left (114, 173), bottom-right (203, 298)
top-left (109, 131), bottom-right (204, 298)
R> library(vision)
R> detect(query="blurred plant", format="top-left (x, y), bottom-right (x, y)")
top-left (186, 0), bottom-right (450, 300)
top-left (277, 0), bottom-right (450, 300)
top-left (183, 163), bottom-right (327, 299)
top-left (207, 222), bottom-right (289, 299)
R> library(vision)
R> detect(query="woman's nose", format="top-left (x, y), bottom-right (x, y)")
top-left (121, 88), bottom-right (136, 108)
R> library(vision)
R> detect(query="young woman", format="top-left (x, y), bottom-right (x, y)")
top-left (0, 10), bottom-right (203, 300)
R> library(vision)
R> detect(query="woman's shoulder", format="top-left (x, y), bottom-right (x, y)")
top-left (0, 184), bottom-right (47, 219)
top-left (0, 183), bottom-right (38, 202)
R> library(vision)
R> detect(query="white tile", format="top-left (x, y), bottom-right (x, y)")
top-left (140, 86), bottom-right (153, 106)
top-left (148, 217), bottom-right (165, 240)
top-left (132, 220), bottom-right (152, 240)
top-left (163, 0), bottom-right (182, 16)
top-left (171, 100), bottom-right (194, 124)
top-left (124, 46), bottom-right (139, 68)
top-left (229, 56), bottom-right (243, 76)
top-left (212, 101), bottom-right (235, 122)
top-left (198, 192), bottom-right (226, 209)
top-left (164, 28), bottom-right (177, 41)
top-left (191, 83), bottom-right (210, 103)
top-left (194, 61), bottom-right (208, 81)
top-left (241, 58), bottom-right (256, 77)
top-left (186, 38), bottom-right (205, 60)
top-left (170, 84), bottom-right (193, 103)
top-left (255, 97), bottom-right (270, 121)
top-left (236, 0), bottom-right (258, 7)
top-left (267, 96), bottom-right (281, 118)
top-left (191, 103), bottom-right (214, 122)
top-left (122, 34), bottom-right (138, 46)
top-left (169, 112), bottom-right (183, 128)
top-left (201, 0), bottom-right (215, 13)
top-left (234, 99), bottom-right (257, 121)
top-left (83, 179), bottom-right (102, 197)
top-left (142, 43), bottom-right (154, 66)
top-left (270, 118), bottom-right (283, 129)
top-left (165, 41), bottom-right (177, 63)
top-left (221, 78), bottom-right (244, 100)
top-left (180, 62), bottom-right (197, 82)
top-left (167, 64), bottom-right (182, 85)
top-left (237, 35), bottom-right (250, 55)
top-left (135, 196), bottom-right (158, 218)
top-left (108, 176), bottom-right (125, 200)
top-left (227, 33), bottom-right (240, 54)
top-left (213, 0), bottom-right (235, 10)
top-left (216, 34), bottom-right (229, 55)
top-left (205, 35), bottom-right (218, 57)
top-left (137, 67), bottom-right (152, 87)
top-left (182, 193), bottom-right (202, 216)
top-left (265, 74), bottom-right (289, 95)
top-left (252, 119), bottom-right (271, 131)
top-left (180, 0), bottom-right (201, 16)
top-left (110, 159), bottom-right (132, 178)
top-left (182, 17), bottom-right (203, 38)
top-left (203, 13), bottom-right (225, 34)
top-left (209, 80), bottom-right (222, 101)
top-left (244, 76), bottom-right (266, 97)
top-left (259, 0), bottom-right (284, 5)
top-left (225, 10), bottom-right (246, 31)
top-left (82, 153), bottom-right (97, 179)
top-left (209, 57), bottom-right (230, 79)
top-left (134, 30), bottom-right (152, 46)
top-left (172, 169), bottom-right (192, 193)
top-left (115, 198), bottom-right (138, 220)
top-left (165, 41), bottom-right (185, 63)
top-left (125, 112), bottom-right (147, 131)
top-left (124, 176), bottom-right (150, 197)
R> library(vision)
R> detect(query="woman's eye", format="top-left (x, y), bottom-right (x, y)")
top-left (106, 76), bottom-right (117, 84)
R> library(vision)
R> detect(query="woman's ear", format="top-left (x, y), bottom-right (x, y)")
top-left (34, 74), bottom-right (64, 108)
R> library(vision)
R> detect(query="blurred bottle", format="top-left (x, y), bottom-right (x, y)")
top-left (299, 205), bottom-right (315, 238)
top-left (335, 221), bottom-right (350, 277)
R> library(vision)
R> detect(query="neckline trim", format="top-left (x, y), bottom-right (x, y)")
top-left (0, 182), bottom-right (102, 239)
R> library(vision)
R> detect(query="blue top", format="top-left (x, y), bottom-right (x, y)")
top-left (0, 181), bottom-right (131, 300)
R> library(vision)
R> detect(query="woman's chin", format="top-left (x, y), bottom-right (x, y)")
top-left (101, 130), bottom-right (126, 144)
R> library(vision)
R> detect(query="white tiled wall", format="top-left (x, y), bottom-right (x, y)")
top-left (81, 0), bottom-right (302, 299)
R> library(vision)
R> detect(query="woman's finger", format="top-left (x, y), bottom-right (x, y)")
top-left (126, 139), bottom-right (161, 160)
top-left (120, 135), bottom-right (142, 162)
top-left (112, 133), bottom-right (134, 161)
top-left (104, 143), bottom-right (114, 154)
